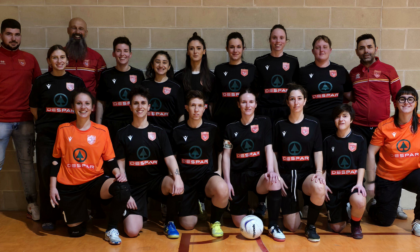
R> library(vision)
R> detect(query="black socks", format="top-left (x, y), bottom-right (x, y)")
top-left (307, 200), bottom-right (322, 226)
top-left (210, 203), bottom-right (225, 223)
top-left (267, 190), bottom-right (282, 228)
top-left (166, 194), bottom-right (183, 223)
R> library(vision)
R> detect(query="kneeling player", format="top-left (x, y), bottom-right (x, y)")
top-left (323, 104), bottom-right (366, 239)
top-left (223, 88), bottom-right (287, 242)
top-left (115, 86), bottom-right (184, 239)
top-left (172, 90), bottom-right (229, 237)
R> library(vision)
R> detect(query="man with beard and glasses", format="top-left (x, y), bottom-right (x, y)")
top-left (61, 17), bottom-right (106, 98)
top-left (349, 34), bottom-right (406, 219)
top-left (0, 19), bottom-right (42, 220)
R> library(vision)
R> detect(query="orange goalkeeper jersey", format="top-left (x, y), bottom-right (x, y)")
top-left (52, 121), bottom-right (115, 185)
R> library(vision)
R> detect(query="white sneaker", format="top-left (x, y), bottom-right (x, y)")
top-left (300, 205), bottom-right (308, 219)
top-left (104, 228), bottom-right (122, 245)
top-left (396, 206), bottom-right (408, 220)
top-left (27, 203), bottom-right (40, 221)
top-left (412, 219), bottom-right (420, 236)
top-left (268, 225), bottom-right (286, 242)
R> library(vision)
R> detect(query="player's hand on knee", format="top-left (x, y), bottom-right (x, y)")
top-left (172, 177), bottom-right (184, 195)
top-left (226, 181), bottom-right (235, 201)
top-left (325, 185), bottom-right (332, 202)
top-left (365, 183), bottom-right (375, 198)
top-left (312, 172), bottom-right (325, 184)
top-left (127, 196), bottom-right (137, 210)
top-left (278, 176), bottom-right (288, 197)
top-left (351, 183), bottom-right (367, 197)
top-left (113, 168), bottom-right (127, 182)
top-left (50, 187), bottom-right (60, 207)
top-left (265, 171), bottom-right (279, 184)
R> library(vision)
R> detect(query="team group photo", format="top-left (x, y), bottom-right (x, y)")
top-left (1, 1), bottom-right (420, 251)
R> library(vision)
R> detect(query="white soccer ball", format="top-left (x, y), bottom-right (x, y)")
top-left (240, 215), bottom-right (264, 239)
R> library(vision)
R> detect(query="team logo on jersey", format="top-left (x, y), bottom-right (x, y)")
top-left (288, 141), bottom-right (302, 155)
top-left (355, 73), bottom-right (360, 79)
top-left (338, 155), bottom-right (351, 169)
top-left (265, 65), bottom-right (269, 70)
top-left (148, 132), bottom-right (156, 141)
top-left (73, 148), bottom-right (87, 162)
top-left (330, 70), bottom-right (337, 78)
top-left (137, 146), bottom-right (151, 160)
top-left (332, 146), bottom-right (335, 152)
top-left (54, 93), bottom-right (68, 107)
top-left (119, 88), bottom-right (130, 101)
top-left (201, 132), bottom-right (209, 141)
top-left (392, 132), bottom-right (396, 137)
top-left (283, 62), bottom-right (290, 71)
top-left (271, 75), bottom-right (284, 88)
top-left (163, 87), bottom-right (171, 95)
top-left (183, 136), bottom-right (188, 141)
top-left (130, 75), bottom-right (137, 83)
top-left (189, 146), bottom-right (202, 159)
top-left (128, 135), bottom-right (132, 141)
top-left (241, 139), bottom-right (254, 152)
top-left (301, 127), bottom-right (309, 136)
top-left (309, 73), bottom-right (314, 78)
top-left (397, 139), bottom-right (411, 152)
top-left (318, 81), bottom-right (333, 93)
top-left (83, 60), bottom-right (89, 67)
top-left (228, 79), bottom-right (242, 92)
top-left (46, 84), bottom-right (51, 89)
top-left (224, 72), bottom-right (228, 76)
top-left (18, 59), bottom-right (26, 66)
top-left (66, 82), bottom-right (74, 91)
top-left (241, 69), bottom-right (248, 77)
top-left (348, 142), bottom-right (357, 152)
top-left (68, 137), bottom-right (72, 142)
top-left (251, 125), bottom-right (259, 133)
top-left (112, 79), bottom-right (116, 84)
top-left (87, 135), bottom-right (96, 145)
top-left (234, 132), bottom-right (238, 137)
top-left (374, 70), bottom-right (381, 78)
top-left (282, 131), bottom-right (286, 136)
top-left (150, 98), bottom-right (162, 111)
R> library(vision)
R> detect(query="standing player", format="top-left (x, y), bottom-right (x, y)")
top-left (141, 51), bottom-right (184, 138)
top-left (273, 84), bottom-right (325, 242)
top-left (172, 90), bottom-right (229, 238)
top-left (222, 89), bottom-right (287, 242)
top-left (212, 32), bottom-right (256, 135)
top-left (115, 86), bottom-right (184, 239)
top-left (49, 88), bottom-right (129, 245)
top-left (96, 37), bottom-right (145, 144)
top-left (174, 32), bottom-right (215, 120)
top-left (300, 35), bottom-right (352, 139)
top-left (323, 104), bottom-right (367, 239)
top-left (350, 34), bottom-right (405, 219)
top-left (29, 45), bottom-right (85, 230)
top-left (0, 19), bottom-right (41, 220)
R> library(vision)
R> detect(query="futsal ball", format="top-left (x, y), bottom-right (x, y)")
top-left (240, 215), bottom-right (264, 239)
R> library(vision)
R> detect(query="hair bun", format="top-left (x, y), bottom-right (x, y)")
top-left (192, 32), bottom-right (199, 37)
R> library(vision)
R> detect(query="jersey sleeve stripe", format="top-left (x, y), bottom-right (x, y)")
top-left (391, 77), bottom-right (400, 84)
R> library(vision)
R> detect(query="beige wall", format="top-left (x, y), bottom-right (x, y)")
top-left (0, 0), bottom-right (418, 210)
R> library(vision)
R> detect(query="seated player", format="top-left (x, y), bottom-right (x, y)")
top-left (172, 90), bottom-right (229, 237)
top-left (323, 104), bottom-right (367, 239)
top-left (114, 86), bottom-right (184, 239)
top-left (223, 88), bottom-right (287, 242)
top-left (49, 88), bottom-right (130, 245)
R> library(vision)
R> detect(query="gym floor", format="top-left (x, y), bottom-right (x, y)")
top-left (1, 210), bottom-right (419, 252)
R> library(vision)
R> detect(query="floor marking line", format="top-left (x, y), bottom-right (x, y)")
top-left (256, 237), bottom-right (269, 252)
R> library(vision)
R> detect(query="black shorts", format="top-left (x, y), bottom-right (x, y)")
top-left (256, 106), bottom-right (289, 126)
top-left (124, 175), bottom-right (166, 219)
top-left (351, 124), bottom-right (376, 144)
top-left (229, 170), bottom-right (265, 216)
top-left (102, 118), bottom-right (131, 145)
top-left (57, 175), bottom-right (110, 225)
top-left (179, 171), bottom-right (219, 217)
top-left (326, 187), bottom-right (358, 223)
top-left (280, 170), bottom-right (312, 215)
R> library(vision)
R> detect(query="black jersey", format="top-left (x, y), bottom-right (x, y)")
top-left (114, 123), bottom-right (172, 185)
top-left (29, 72), bottom-right (85, 135)
top-left (323, 131), bottom-right (366, 190)
top-left (224, 116), bottom-right (272, 173)
top-left (254, 53), bottom-right (299, 108)
top-left (96, 66), bottom-right (145, 121)
top-left (140, 79), bottom-right (184, 134)
top-left (212, 62), bottom-right (256, 123)
top-left (273, 115), bottom-right (322, 173)
top-left (299, 62), bottom-right (352, 126)
top-left (174, 68), bottom-right (216, 120)
top-left (172, 120), bottom-right (219, 181)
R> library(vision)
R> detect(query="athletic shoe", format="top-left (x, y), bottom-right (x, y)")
top-left (209, 221), bottom-right (224, 238)
top-left (41, 222), bottom-right (55, 231)
top-left (305, 225), bottom-right (320, 242)
top-left (164, 221), bottom-right (180, 239)
top-left (255, 204), bottom-right (267, 219)
top-left (300, 205), bottom-right (308, 219)
top-left (268, 225), bottom-right (286, 242)
top-left (27, 203), bottom-right (40, 221)
top-left (199, 200), bottom-right (206, 214)
top-left (351, 225), bottom-right (363, 239)
top-left (396, 206), bottom-right (408, 220)
top-left (412, 219), bottom-right (420, 236)
top-left (104, 228), bottom-right (122, 245)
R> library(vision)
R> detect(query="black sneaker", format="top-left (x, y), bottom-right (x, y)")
top-left (305, 225), bottom-right (320, 242)
top-left (254, 204), bottom-right (267, 219)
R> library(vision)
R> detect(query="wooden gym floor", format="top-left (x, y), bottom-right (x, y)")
top-left (1, 210), bottom-right (419, 252)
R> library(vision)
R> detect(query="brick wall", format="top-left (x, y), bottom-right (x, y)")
top-left (0, 0), bottom-right (418, 210)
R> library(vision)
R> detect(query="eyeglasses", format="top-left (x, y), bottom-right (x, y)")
top-left (398, 97), bottom-right (416, 104)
